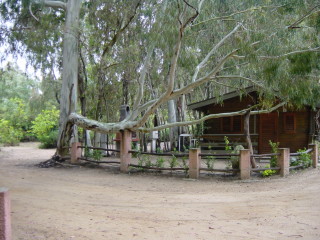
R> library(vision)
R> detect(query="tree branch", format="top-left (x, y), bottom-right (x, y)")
top-left (138, 102), bottom-right (286, 132)
top-left (215, 75), bottom-right (264, 88)
top-left (234, 47), bottom-right (320, 60)
top-left (68, 113), bottom-right (137, 134)
top-left (128, 46), bottom-right (154, 121)
top-left (191, 23), bottom-right (242, 82)
top-left (171, 49), bottom-right (239, 99)
top-left (259, 47), bottom-right (320, 59)
top-left (43, 0), bottom-right (67, 10)
top-left (29, 3), bottom-right (39, 22)
top-left (134, 2), bottom-right (199, 128)
top-left (288, 4), bottom-right (320, 29)
top-left (101, 0), bottom-right (142, 57)
top-left (192, 7), bottom-right (261, 27)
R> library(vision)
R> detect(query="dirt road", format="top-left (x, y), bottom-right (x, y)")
top-left (0, 143), bottom-right (319, 240)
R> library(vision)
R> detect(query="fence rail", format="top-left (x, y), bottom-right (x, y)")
top-left (70, 140), bottom-right (318, 180)
top-left (128, 150), bottom-right (189, 157)
top-left (78, 146), bottom-right (120, 153)
top-left (199, 153), bottom-right (239, 157)
top-left (251, 153), bottom-right (280, 158)
top-left (290, 148), bottom-right (312, 156)
top-left (129, 164), bottom-right (186, 171)
top-left (251, 167), bottom-right (281, 172)
top-left (199, 168), bottom-right (240, 173)
top-left (78, 157), bottom-right (120, 164)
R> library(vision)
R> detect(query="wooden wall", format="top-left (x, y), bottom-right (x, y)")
top-left (278, 110), bottom-right (310, 153)
top-left (196, 93), bottom-right (313, 154)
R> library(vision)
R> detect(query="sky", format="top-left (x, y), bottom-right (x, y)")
top-left (0, 45), bottom-right (42, 79)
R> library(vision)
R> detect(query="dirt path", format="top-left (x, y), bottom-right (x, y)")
top-left (0, 143), bottom-right (319, 240)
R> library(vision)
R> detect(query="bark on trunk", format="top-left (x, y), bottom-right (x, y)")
top-left (168, 99), bottom-right (178, 150)
top-left (244, 109), bottom-right (257, 168)
top-left (57, 0), bottom-right (81, 157)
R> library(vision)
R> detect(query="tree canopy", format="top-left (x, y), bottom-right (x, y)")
top-left (0, 0), bottom-right (319, 153)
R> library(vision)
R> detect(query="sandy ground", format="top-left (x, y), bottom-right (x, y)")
top-left (0, 142), bottom-right (320, 240)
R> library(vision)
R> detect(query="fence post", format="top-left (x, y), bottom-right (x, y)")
top-left (71, 142), bottom-right (82, 164)
top-left (277, 148), bottom-right (290, 177)
top-left (0, 188), bottom-right (11, 240)
top-left (120, 130), bottom-right (132, 173)
top-left (240, 149), bottom-right (250, 180)
top-left (189, 148), bottom-right (200, 179)
top-left (308, 144), bottom-right (318, 168)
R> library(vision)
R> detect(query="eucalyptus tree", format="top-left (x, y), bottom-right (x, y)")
top-left (70, 0), bottom-right (320, 137)
top-left (1, 0), bottom-right (320, 160)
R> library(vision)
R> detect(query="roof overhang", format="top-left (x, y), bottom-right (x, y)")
top-left (188, 86), bottom-right (257, 111)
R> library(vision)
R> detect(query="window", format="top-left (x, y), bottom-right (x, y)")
top-left (283, 113), bottom-right (296, 133)
top-left (221, 116), bottom-right (242, 133)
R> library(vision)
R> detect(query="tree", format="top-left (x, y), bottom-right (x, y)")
top-left (1, 0), bottom-right (320, 163)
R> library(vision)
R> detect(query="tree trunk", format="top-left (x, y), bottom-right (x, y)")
top-left (168, 99), bottom-right (178, 150)
top-left (57, 0), bottom-right (82, 157)
top-left (244, 109), bottom-right (257, 168)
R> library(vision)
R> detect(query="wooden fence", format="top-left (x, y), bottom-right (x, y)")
top-left (70, 131), bottom-right (319, 180)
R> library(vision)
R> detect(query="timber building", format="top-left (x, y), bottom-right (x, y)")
top-left (188, 87), bottom-right (317, 154)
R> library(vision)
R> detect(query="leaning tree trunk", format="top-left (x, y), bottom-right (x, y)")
top-left (244, 109), bottom-right (257, 168)
top-left (57, 0), bottom-right (82, 157)
top-left (168, 99), bottom-right (178, 150)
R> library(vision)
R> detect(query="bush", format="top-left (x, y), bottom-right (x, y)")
top-left (290, 148), bottom-right (311, 168)
top-left (261, 164), bottom-right (276, 177)
top-left (0, 119), bottom-right (23, 146)
top-left (269, 140), bottom-right (279, 167)
top-left (38, 130), bottom-right (58, 149)
top-left (31, 108), bottom-right (59, 148)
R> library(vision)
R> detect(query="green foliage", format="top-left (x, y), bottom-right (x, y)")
top-left (2, 0), bottom-right (320, 137)
top-left (168, 154), bottom-right (178, 169)
top-left (131, 143), bottom-right (140, 158)
top-left (261, 164), bottom-right (276, 177)
top-left (155, 157), bottom-right (165, 168)
top-left (224, 136), bottom-right (232, 152)
top-left (205, 145), bottom-right (216, 170)
top-left (93, 150), bottom-right (103, 161)
top-left (84, 147), bottom-right (103, 161)
top-left (205, 156), bottom-right (215, 170)
top-left (269, 140), bottom-right (280, 167)
top-left (288, 52), bottom-right (314, 75)
top-left (290, 148), bottom-right (311, 168)
top-left (31, 108), bottom-right (59, 148)
top-left (180, 156), bottom-right (189, 174)
top-left (224, 137), bottom-right (242, 170)
top-left (0, 119), bottom-right (23, 146)
top-left (230, 145), bottom-right (244, 170)
top-left (137, 154), bottom-right (151, 169)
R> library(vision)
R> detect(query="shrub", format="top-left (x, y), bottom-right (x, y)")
top-left (0, 119), bottom-right (23, 146)
top-left (261, 164), bottom-right (276, 177)
top-left (31, 108), bottom-right (59, 148)
top-left (156, 157), bottom-right (165, 168)
top-left (269, 140), bottom-right (280, 167)
top-left (38, 130), bottom-right (58, 149)
top-left (230, 145), bottom-right (244, 169)
top-left (291, 148), bottom-right (311, 168)
top-left (205, 156), bottom-right (215, 170)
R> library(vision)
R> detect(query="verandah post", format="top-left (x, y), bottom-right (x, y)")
top-left (70, 142), bottom-right (82, 163)
top-left (189, 148), bottom-right (200, 179)
top-left (308, 144), bottom-right (318, 168)
top-left (240, 149), bottom-right (251, 180)
top-left (277, 148), bottom-right (290, 177)
top-left (0, 188), bottom-right (11, 240)
top-left (120, 130), bottom-right (132, 173)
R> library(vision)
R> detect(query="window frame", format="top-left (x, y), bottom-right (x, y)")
top-left (283, 112), bottom-right (296, 134)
